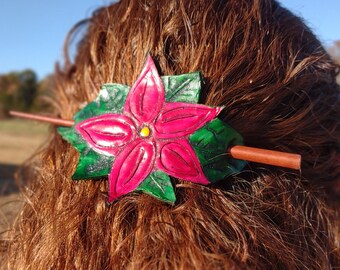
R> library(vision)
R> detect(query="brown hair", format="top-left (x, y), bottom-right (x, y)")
top-left (6, 0), bottom-right (340, 269)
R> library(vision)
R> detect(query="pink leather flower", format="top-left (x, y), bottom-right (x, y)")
top-left (76, 55), bottom-right (222, 202)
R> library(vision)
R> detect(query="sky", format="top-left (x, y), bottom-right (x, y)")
top-left (0, 0), bottom-right (339, 80)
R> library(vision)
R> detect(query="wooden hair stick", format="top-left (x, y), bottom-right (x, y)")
top-left (9, 110), bottom-right (301, 170)
top-left (9, 111), bottom-right (74, 127)
top-left (229, 145), bottom-right (301, 170)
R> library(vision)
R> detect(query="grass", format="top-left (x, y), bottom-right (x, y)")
top-left (0, 119), bottom-right (48, 246)
top-left (0, 119), bottom-right (48, 135)
top-left (0, 119), bottom-right (49, 165)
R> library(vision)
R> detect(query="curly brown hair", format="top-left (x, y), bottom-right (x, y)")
top-left (6, 0), bottom-right (340, 269)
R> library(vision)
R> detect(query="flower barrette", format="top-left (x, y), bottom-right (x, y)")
top-left (10, 55), bottom-right (301, 204)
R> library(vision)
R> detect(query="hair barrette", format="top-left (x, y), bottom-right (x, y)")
top-left (10, 54), bottom-right (301, 204)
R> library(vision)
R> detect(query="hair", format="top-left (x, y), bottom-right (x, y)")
top-left (5, 0), bottom-right (340, 269)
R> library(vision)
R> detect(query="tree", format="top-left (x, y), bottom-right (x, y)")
top-left (0, 69), bottom-right (38, 117)
top-left (0, 72), bottom-right (20, 117)
top-left (34, 74), bottom-right (55, 112)
top-left (17, 69), bottom-right (38, 110)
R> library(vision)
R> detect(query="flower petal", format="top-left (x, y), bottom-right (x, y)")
top-left (156, 139), bottom-right (209, 184)
top-left (154, 102), bottom-right (222, 139)
top-left (124, 54), bottom-right (165, 124)
top-left (76, 114), bottom-right (136, 156)
top-left (108, 139), bottom-right (155, 202)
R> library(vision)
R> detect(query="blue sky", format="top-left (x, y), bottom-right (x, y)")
top-left (0, 0), bottom-right (339, 80)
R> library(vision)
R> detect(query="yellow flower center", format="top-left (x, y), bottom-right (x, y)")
top-left (140, 126), bottom-right (151, 138)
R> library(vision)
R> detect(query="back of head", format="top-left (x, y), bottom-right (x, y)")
top-left (7, 0), bottom-right (340, 269)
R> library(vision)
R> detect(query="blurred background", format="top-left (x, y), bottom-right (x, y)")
top-left (0, 0), bottom-right (339, 233)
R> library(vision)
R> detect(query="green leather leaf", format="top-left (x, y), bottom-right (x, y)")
top-left (137, 171), bottom-right (176, 204)
top-left (189, 119), bottom-right (246, 183)
top-left (72, 150), bottom-right (113, 180)
top-left (162, 72), bottom-right (201, 103)
top-left (74, 84), bottom-right (130, 123)
top-left (58, 127), bottom-right (113, 179)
